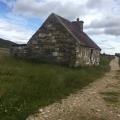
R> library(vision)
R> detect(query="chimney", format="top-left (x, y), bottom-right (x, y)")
top-left (76, 18), bottom-right (84, 31)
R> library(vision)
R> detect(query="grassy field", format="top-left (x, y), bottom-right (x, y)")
top-left (0, 48), bottom-right (111, 120)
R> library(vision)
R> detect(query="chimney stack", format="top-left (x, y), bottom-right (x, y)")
top-left (76, 18), bottom-right (84, 31)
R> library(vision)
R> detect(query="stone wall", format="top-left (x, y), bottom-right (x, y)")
top-left (10, 45), bottom-right (29, 58)
top-left (75, 45), bottom-right (100, 67)
top-left (28, 15), bottom-right (77, 66)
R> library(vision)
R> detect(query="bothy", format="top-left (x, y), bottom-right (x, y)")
top-left (11, 13), bottom-right (101, 67)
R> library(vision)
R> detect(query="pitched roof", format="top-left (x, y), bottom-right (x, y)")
top-left (54, 13), bottom-right (101, 50)
top-left (28, 13), bottom-right (101, 50)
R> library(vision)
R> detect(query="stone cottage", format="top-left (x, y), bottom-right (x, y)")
top-left (12, 13), bottom-right (101, 67)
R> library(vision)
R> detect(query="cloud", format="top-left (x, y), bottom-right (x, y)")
top-left (0, 0), bottom-right (15, 9)
top-left (10, 0), bottom-right (120, 37)
top-left (84, 0), bottom-right (120, 37)
top-left (87, 0), bottom-right (105, 8)
top-left (0, 18), bottom-right (33, 43)
top-left (86, 15), bottom-right (120, 36)
top-left (13, 0), bottom-right (88, 20)
top-left (0, 0), bottom-right (120, 54)
top-left (87, 0), bottom-right (116, 13)
top-left (88, 34), bottom-right (120, 54)
top-left (105, 27), bottom-right (120, 36)
top-left (85, 28), bottom-right (105, 35)
top-left (87, 16), bottom-right (120, 28)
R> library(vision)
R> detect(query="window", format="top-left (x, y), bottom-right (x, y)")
top-left (90, 49), bottom-right (93, 60)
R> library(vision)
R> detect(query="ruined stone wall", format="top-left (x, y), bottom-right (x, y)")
top-left (75, 45), bottom-right (100, 67)
top-left (10, 45), bottom-right (29, 58)
top-left (28, 18), bottom-right (77, 66)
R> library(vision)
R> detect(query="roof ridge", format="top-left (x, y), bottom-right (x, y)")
top-left (29, 13), bottom-right (101, 50)
top-left (54, 14), bottom-right (71, 23)
top-left (53, 13), bottom-right (101, 50)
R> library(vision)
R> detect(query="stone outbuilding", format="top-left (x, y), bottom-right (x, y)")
top-left (12, 13), bottom-right (101, 67)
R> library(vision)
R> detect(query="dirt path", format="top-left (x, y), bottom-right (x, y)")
top-left (27, 57), bottom-right (120, 120)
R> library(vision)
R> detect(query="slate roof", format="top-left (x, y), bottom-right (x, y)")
top-left (28, 13), bottom-right (101, 50)
top-left (54, 13), bottom-right (101, 50)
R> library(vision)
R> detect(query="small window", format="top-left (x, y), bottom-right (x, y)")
top-left (90, 49), bottom-right (93, 59)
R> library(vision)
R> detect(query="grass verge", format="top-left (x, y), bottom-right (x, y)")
top-left (0, 49), bottom-right (110, 120)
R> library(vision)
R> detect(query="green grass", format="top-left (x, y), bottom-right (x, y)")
top-left (0, 49), bottom-right (110, 120)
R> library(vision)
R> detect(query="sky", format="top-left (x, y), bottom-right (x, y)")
top-left (0, 0), bottom-right (120, 54)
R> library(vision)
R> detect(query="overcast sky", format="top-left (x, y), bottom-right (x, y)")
top-left (0, 0), bottom-right (120, 54)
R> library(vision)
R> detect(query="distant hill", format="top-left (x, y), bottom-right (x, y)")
top-left (0, 38), bottom-right (17, 48)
